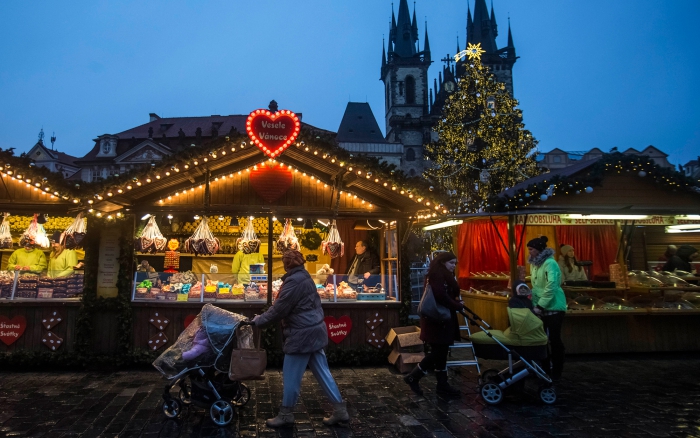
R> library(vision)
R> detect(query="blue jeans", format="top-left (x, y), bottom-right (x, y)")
top-left (282, 349), bottom-right (343, 407)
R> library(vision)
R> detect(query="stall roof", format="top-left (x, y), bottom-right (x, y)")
top-left (84, 135), bottom-right (446, 218)
top-left (484, 153), bottom-right (700, 216)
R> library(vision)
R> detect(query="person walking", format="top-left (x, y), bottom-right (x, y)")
top-left (252, 250), bottom-right (349, 428)
top-left (404, 251), bottom-right (463, 396)
top-left (527, 236), bottom-right (567, 381)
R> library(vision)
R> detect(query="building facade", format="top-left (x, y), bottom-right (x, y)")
top-left (537, 146), bottom-right (674, 170)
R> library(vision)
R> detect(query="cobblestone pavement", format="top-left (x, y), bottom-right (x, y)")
top-left (1, 355), bottom-right (700, 437)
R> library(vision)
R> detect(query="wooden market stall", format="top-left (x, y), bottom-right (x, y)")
top-left (83, 115), bottom-right (443, 355)
top-left (0, 167), bottom-right (85, 353)
top-left (450, 154), bottom-right (700, 354)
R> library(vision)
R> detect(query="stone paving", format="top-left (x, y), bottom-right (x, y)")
top-left (1, 355), bottom-right (700, 437)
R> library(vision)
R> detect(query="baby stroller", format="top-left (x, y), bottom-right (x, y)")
top-left (153, 304), bottom-right (255, 426)
top-left (463, 307), bottom-right (556, 405)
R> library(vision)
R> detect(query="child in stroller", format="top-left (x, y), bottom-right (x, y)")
top-left (467, 281), bottom-right (557, 405)
top-left (153, 303), bottom-right (254, 426)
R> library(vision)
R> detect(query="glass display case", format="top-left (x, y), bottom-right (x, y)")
top-left (130, 270), bottom-right (399, 303)
top-left (0, 269), bottom-right (84, 301)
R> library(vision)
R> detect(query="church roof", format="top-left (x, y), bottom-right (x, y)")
top-left (336, 103), bottom-right (386, 144)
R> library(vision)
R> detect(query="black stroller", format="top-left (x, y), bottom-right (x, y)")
top-left (462, 308), bottom-right (557, 405)
top-left (153, 304), bottom-right (254, 426)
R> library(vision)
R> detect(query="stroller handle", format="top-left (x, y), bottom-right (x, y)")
top-left (461, 306), bottom-right (490, 328)
top-left (239, 320), bottom-right (254, 327)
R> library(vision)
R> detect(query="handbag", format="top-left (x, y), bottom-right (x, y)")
top-left (417, 282), bottom-right (452, 321)
top-left (229, 327), bottom-right (267, 381)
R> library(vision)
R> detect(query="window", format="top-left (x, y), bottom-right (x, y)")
top-left (405, 76), bottom-right (415, 104)
top-left (553, 156), bottom-right (562, 163)
top-left (406, 148), bottom-right (415, 162)
top-left (91, 169), bottom-right (101, 181)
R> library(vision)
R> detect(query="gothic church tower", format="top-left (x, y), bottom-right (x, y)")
top-left (380, 0), bottom-right (433, 176)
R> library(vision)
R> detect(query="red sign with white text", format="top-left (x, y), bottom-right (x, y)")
top-left (0, 315), bottom-right (27, 346)
top-left (324, 315), bottom-right (352, 344)
top-left (246, 109), bottom-right (301, 158)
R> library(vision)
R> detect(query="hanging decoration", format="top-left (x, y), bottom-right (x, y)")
top-left (62, 213), bottom-right (87, 249)
top-left (185, 216), bottom-right (220, 256)
top-left (20, 214), bottom-right (50, 248)
top-left (276, 219), bottom-right (299, 253)
top-left (135, 216), bottom-right (167, 254)
top-left (0, 213), bottom-right (12, 249)
top-left (249, 161), bottom-right (294, 203)
top-left (246, 109), bottom-right (301, 158)
top-left (321, 220), bottom-right (344, 259)
top-left (236, 218), bottom-right (261, 254)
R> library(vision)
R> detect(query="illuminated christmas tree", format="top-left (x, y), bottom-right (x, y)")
top-left (424, 43), bottom-right (540, 214)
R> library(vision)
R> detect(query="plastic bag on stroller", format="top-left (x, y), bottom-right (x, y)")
top-left (153, 303), bottom-right (254, 380)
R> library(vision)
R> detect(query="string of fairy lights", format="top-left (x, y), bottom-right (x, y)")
top-left (2, 139), bottom-right (447, 220)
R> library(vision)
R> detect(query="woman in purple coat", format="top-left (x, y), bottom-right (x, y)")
top-left (404, 251), bottom-right (463, 396)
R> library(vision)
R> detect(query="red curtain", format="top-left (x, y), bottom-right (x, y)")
top-left (456, 220), bottom-right (524, 288)
top-left (329, 220), bottom-right (368, 275)
top-left (555, 226), bottom-right (618, 278)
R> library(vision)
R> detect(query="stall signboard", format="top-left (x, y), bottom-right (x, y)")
top-left (325, 315), bottom-right (352, 344)
top-left (246, 109), bottom-right (300, 158)
top-left (97, 228), bottom-right (120, 298)
top-left (0, 315), bottom-right (26, 346)
top-left (515, 215), bottom-right (700, 226)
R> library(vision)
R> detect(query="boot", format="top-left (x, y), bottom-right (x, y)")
top-left (266, 406), bottom-right (294, 428)
top-left (322, 402), bottom-right (350, 426)
top-left (435, 370), bottom-right (460, 396)
top-left (403, 365), bottom-right (427, 396)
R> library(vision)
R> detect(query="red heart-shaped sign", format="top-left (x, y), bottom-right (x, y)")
top-left (325, 315), bottom-right (352, 344)
top-left (0, 315), bottom-right (27, 346)
top-left (249, 162), bottom-right (294, 203)
top-left (246, 109), bottom-right (300, 158)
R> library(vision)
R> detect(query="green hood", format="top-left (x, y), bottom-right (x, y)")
top-left (470, 308), bottom-right (548, 346)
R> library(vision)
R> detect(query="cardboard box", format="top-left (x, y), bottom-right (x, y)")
top-left (385, 326), bottom-right (424, 373)
top-left (385, 326), bottom-right (423, 351)
top-left (387, 350), bottom-right (425, 373)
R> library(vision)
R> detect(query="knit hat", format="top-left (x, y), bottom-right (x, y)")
top-left (512, 280), bottom-right (532, 297)
top-left (282, 250), bottom-right (305, 271)
top-left (527, 236), bottom-right (549, 252)
top-left (50, 231), bottom-right (63, 244)
top-left (560, 244), bottom-right (574, 257)
top-left (433, 251), bottom-right (457, 264)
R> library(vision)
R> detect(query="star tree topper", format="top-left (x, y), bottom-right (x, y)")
top-left (454, 42), bottom-right (486, 62)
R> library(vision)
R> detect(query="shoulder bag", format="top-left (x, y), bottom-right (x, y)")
top-left (229, 326), bottom-right (267, 381)
top-left (417, 282), bottom-right (452, 322)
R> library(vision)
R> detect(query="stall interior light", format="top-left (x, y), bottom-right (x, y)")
top-left (422, 220), bottom-right (464, 231)
top-left (564, 214), bottom-right (650, 220)
top-left (141, 214), bottom-right (152, 220)
top-left (316, 219), bottom-right (329, 227)
top-left (666, 225), bottom-right (700, 233)
top-left (678, 215), bottom-right (700, 220)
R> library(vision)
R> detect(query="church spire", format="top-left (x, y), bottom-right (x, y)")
top-left (392, 0), bottom-right (418, 58)
top-left (382, 38), bottom-right (387, 68)
top-left (466, 3), bottom-right (473, 42)
top-left (423, 22), bottom-right (431, 62)
top-left (507, 17), bottom-right (514, 48)
top-left (490, 0), bottom-right (498, 37)
top-left (469, 0), bottom-right (497, 53)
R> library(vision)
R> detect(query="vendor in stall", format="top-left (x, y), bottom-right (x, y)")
top-left (558, 244), bottom-right (588, 283)
top-left (7, 236), bottom-right (47, 272)
top-left (347, 240), bottom-right (380, 291)
top-left (662, 245), bottom-right (699, 274)
top-left (47, 232), bottom-right (78, 278)
top-left (231, 249), bottom-right (264, 286)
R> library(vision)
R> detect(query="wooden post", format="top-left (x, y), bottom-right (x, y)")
top-left (267, 213), bottom-right (273, 306)
top-left (507, 215), bottom-right (518, 286)
top-left (380, 223), bottom-right (386, 292)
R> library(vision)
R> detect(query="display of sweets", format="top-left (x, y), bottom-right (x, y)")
top-left (336, 281), bottom-right (357, 300)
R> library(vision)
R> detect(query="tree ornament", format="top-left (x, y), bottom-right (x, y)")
top-left (585, 187), bottom-right (593, 194)
top-left (638, 171), bottom-right (647, 177)
top-left (540, 194), bottom-right (548, 201)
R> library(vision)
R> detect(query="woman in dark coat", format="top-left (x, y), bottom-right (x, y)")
top-left (253, 250), bottom-right (348, 428)
top-left (404, 251), bottom-right (463, 396)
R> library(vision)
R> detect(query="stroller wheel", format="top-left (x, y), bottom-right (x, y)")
top-left (162, 399), bottom-right (183, 418)
top-left (210, 400), bottom-right (234, 426)
top-left (539, 386), bottom-right (557, 405)
top-left (480, 383), bottom-right (503, 405)
top-left (232, 383), bottom-right (251, 407)
top-left (479, 369), bottom-right (500, 386)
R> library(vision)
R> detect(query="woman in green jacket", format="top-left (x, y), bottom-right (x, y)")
top-left (527, 236), bottom-right (567, 381)
top-left (48, 232), bottom-right (78, 278)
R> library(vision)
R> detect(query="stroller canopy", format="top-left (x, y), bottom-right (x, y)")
top-left (153, 303), bottom-right (252, 380)
top-left (470, 308), bottom-right (548, 347)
